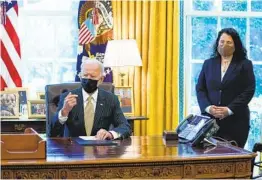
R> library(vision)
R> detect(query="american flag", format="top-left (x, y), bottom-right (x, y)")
top-left (0, 0), bottom-right (22, 90)
top-left (79, 19), bottom-right (96, 45)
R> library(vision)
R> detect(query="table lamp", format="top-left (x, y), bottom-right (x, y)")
top-left (103, 39), bottom-right (142, 86)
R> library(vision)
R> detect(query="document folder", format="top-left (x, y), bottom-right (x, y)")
top-left (74, 137), bottom-right (118, 146)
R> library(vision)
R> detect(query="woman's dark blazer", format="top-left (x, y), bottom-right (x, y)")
top-left (196, 56), bottom-right (255, 147)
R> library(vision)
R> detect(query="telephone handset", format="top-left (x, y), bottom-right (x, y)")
top-left (176, 114), bottom-right (219, 146)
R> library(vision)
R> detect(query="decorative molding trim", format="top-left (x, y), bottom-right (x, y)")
top-left (1, 160), bottom-right (252, 179)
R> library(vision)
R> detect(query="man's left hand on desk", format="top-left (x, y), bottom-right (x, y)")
top-left (95, 129), bottom-right (114, 140)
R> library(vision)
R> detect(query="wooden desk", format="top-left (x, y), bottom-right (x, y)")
top-left (0, 116), bottom-right (148, 134)
top-left (1, 136), bottom-right (256, 179)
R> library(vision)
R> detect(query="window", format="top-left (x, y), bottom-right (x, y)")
top-left (184, 0), bottom-right (262, 149)
top-left (18, 0), bottom-right (79, 98)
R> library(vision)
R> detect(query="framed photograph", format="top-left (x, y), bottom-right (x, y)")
top-left (37, 92), bottom-right (45, 100)
top-left (114, 86), bottom-right (134, 116)
top-left (27, 100), bottom-right (46, 119)
top-left (4, 87), bottom-right (29, 116)
top-left (0, 91), bottom-right (19, 119)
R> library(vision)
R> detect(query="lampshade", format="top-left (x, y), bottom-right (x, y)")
top-left (103, 39), bottom-right (142, 67)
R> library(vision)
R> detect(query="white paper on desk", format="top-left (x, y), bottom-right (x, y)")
top-left (79, 136), bottom-right (97, 140)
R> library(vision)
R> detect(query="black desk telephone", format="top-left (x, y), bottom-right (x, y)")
top-left (176, 114), bottom-right (219, 146)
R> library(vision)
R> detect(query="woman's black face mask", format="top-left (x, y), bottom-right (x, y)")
top-left (81, 78), bottom-right (98, 93)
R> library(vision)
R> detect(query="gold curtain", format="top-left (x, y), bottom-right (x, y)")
top-left (112, 0), bottom-right (180, 135)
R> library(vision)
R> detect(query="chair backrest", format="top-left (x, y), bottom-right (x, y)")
top-left (45, 82), bottom-right (114, 137)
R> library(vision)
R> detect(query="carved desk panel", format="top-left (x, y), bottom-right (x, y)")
top-left (1, 136), bottom-right (256, 179)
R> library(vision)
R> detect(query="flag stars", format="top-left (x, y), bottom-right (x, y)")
top-left (105, 69), bottom-right (111, 75)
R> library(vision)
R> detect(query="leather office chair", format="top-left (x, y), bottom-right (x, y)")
top-left (45, 82), bottom-right (114, 137)
top-left (251, 143), bottom-right (262, 179)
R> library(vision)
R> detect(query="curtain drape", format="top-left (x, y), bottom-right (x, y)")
top-left (112, 0), bottom-right (180, 135)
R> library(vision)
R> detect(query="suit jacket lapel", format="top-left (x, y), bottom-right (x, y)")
top-left (93, 88), bottom-right (106, 130)
top-left (214, 57), bottom-right (221, 85)
top-left (221, 57), bottom-right (237, 86)
top-left (75, 88), bottom-right (85, 126)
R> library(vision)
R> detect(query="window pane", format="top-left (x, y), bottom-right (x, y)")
top-left (253, 65), bottom-right (262, 97)
top-left (246, 110), bottom-right (262, 150)
top-left (248, 64), bottom-right (262, 150)
top-left (222, 0), bottom-right (247, 11)
top-left (24, 62), bottom-right (54, 96)
top-left (192, 17), bottom-right (217, 60)
top-left (21, 15), bottom-right (78, 59)
top-left (57, 63), bottom-right (76, 83)
top-left (26, 62), bottom-right (53, 85)
top-left (250, 18), bottom-right (262, 61)
top-left (221, 18), bottom-right (247, 46)
top-left (251, 0), bottom-right (262, 12)
top-left (190, 63), bottom-right (202, 114)
top-left (21, 16), bottom-right (57, 58)
top-left (193, 0), bottom-right (214, 11)
top-left (56, 16), bottom-right (78, 58)
top-left (21, 0), bottom-right (79, 11)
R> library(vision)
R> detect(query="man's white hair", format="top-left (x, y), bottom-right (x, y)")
top-left (80, 56), bottom-right (105, 76)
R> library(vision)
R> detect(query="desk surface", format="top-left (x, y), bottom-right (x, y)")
top-left (1, 136), bottom-right (256, 179)
top-left (0, 116), bottom-right (148, 122)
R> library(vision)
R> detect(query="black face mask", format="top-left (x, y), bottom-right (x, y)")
top-left (81, 78), bottom-right (98, 93)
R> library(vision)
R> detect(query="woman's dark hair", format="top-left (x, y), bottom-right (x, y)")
top-left (211, 28), bottom-right (247, 61)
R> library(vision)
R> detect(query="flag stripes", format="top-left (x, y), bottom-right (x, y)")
top-left (79, 23), bottom-right (95, 45)
top-left (0, 1), bottom-right (22, 90)
top-left (1, 41), bottom-right (22, 87)
top-left (3, 15), bottom-right (21, 57)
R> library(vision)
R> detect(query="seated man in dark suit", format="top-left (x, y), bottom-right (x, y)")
top-left (51, 58), bottom-right (131, 140)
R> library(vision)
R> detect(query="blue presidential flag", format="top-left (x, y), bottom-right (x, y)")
top-left (75, 0), bottom-right (113, 82)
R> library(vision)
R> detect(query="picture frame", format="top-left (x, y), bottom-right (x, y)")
top-left (114, 86), bottom-right (134, 116)
top-left (0, 91), bottom-right (19, 119)
top-left (27, 100), bottom-right (46, 119)
top-left (4, 87), bottom-right (29, 116)
top-left (37, 92), bottom-right (45, 100)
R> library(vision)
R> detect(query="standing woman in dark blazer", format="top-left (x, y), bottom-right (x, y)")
top-left (196, 28), bottom-right (255, 148)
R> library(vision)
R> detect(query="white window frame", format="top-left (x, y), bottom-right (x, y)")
top-left (19, 7), bottom-right (78, 90)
